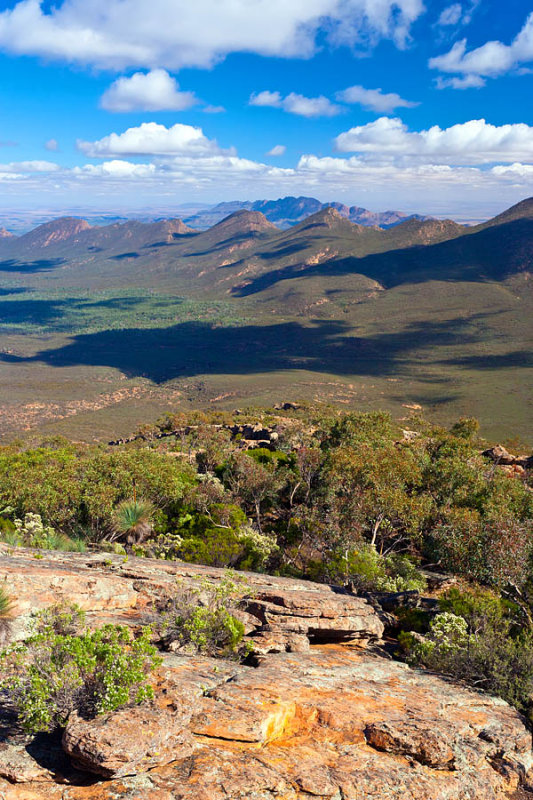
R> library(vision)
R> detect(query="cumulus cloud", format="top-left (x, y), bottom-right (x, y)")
top-left (74, 160), bottom-right (157, 178)
top-left (491, 162), bottom-right (533, 178)
top-left (101, 70), bottom-right (198, 112)
top-left (77, 122), bottom-right (226, 158)
top-left (334, 117), bottom-right (533, 165)
top-left (250, 90), bottom-right (341, 117)
top-left (1, 146), bottom-right (531, 219)
top-left (0, 0), bottom-right (424, 71)
top-left (45, 138), bottom-right (59, 151)
top-left (267, 144), bottom-right (286, 156)
top-left (430, 11), bottom-right (533, 83)
top-left (336, 85), bottom-right (418, 113)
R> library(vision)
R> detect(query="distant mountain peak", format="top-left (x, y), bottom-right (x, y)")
top-left (184, 195), bottom-right (431, 231)
top-left (19, 217), bottom-right (92, 248)
top-left (297, 206), bottom-right (355, 231)
top-left (212, 209), bottom-right (277, 234)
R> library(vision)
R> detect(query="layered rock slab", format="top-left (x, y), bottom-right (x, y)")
top-left (0, 546), bottom-right (383, 649)
top-left (4, 648), bottom-right (531, 799)
top-left (0, 546), bottom-right (532, 798)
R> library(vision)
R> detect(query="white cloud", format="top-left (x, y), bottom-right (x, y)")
top-left (430, 11), bottom-right (533, 82)
top-left (0, 0), bottom-right (424, 71)
top-left (74, 160), bottom-right (157, 178)
top-left (45, 138), bottom-right (59, 151)
top-left (100, 69), bottom-right (198, 112)
top-left (250, 90), bottom-right (341, 117)
top-left (77, 122), bottom-right (226, 158)
top-left (267, 144), bottom-right (286, 156)
top-left (334, 117), bottom-right (533, 165)
top-left (336, 85), bottom-right (418, 113)
top-left (436, 74), bottom-right (485, 89)
top-left (491, 162), bottom-right (533, 178)
top-left (203, 105), bottom-right (226, 114)
top-left (250, 90), bottom-right (282, 108)
top-left (436, 2), bottom-right (479, 30)
top-left (0, 160), bottom-right (59, 173)
top-left (437, 4), bottom-right (462, 26)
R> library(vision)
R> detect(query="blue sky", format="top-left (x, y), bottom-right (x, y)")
top-left (0, 0), bottom-right (532, 219)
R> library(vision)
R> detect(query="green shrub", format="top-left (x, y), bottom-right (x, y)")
top-left (401, 588), bottom-right (533, 714)
top-left (34, 601), bottom-right (86, 637)
top-left (157, 574), bottom-right (248, 658)
top-left (313, 545), bottom-right (427, 593)
top-left (0, 623), bottom-right (161, 734)
top-left (110, 499), bottom-right (154, 547)
top-left (0, 445), bottom-right (195, 539)
top-left (426, 510), bottom-right (532, 588)
top-left (0, 513), bottom-right (87, 552)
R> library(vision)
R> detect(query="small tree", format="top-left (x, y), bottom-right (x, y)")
top-left (222, 452), bottom-right (282, 534)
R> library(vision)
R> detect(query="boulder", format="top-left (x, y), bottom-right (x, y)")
top-left (62, 706), bottom-right (196, 778)
top-left (482, 445), bottom-right (531, 468)
top-left (243, 586), bottom-right (384, 653)
top-left (0, 547), bottom-right (384, 652)
top-left (0, 743), bottom-right (59, 783)
top-left (364, 719), bottom-right (455, 769)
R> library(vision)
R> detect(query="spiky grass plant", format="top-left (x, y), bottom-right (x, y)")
top-left (111, 499), bottom-right (154, 547)
top-left (0, 585), bottom-right (13, 647)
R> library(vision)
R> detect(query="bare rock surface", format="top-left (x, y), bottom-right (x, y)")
top-left (0, 545), bottom-right (383, 648)
top-left (62, 707), bottom-right (196, 778)
top-left (0, 546), bottom-right (532, 798)
top-left (0, 743), bottom-right (58, 783)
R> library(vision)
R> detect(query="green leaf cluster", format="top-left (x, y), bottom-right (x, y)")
top-left (0, 619), bottom-right (162, 734)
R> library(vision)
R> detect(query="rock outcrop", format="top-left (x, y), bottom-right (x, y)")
top-left (483, 445), bottom-right (533, 474)
top-left (0, 546), bottom-right (382, 650)
top-left (0, 546), bottom-right (532, 799)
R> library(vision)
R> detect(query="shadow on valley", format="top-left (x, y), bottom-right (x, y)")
top-left (0, 315), bottom-right (500, 384)
top-left (0, 295), bottom-right (172, 327)
top-left (441, 351), bottom-right (533, 370)
top-left (0, 258), bottom-right (65, 273)
top-left (0, 288), bottom-right (30, 296)
top-left (231, 219), bottom-right (532, 296)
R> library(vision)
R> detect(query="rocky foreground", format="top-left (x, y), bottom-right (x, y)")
top-left (0, 546), bottom-right (532, 799)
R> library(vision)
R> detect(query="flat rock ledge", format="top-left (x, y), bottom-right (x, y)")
top-left (0, 546), bottom-right (532, 799)
top-left (0, 545), bottom-right (383, 650)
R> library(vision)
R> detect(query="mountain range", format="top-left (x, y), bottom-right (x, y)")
top-left (0, 197), bottom-right (531, 442)
top-left (181, 195), bottom-right (430, 230)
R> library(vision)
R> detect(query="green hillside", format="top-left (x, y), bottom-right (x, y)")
top-left (0, 199), bottom-right (531, 443)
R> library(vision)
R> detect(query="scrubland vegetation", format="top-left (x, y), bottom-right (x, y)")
top-left (0, 405), bottom-right (532, 726)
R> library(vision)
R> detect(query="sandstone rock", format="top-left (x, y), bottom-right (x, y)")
top-left (128, 647), bottom-right (532, 798)
top-left (364, 719), bottom-right (455, 769)
top-left (0, 547), bottom-right (383, 651)
top-left (1, 548), bottom-right (532, 799)
top-left (0, 743), bottom-right (57, 783)
top-left (484, 445), bottom-right (511, 463)
top-left (482, 445), bottom-right (527, 467)
top-left (244, 586), bottom-right (383, 652)
top-left (62, 706), bottom-right (196, 778)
